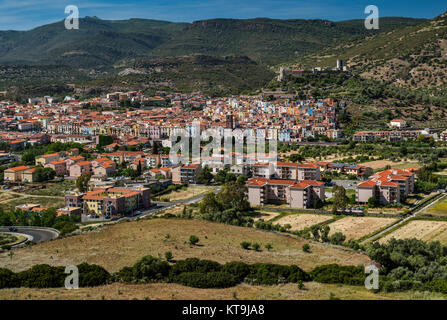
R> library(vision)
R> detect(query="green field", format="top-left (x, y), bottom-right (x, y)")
top-left (424, 196), bottom-right (447, 217)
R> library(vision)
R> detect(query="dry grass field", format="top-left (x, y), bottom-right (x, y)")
top-left (327, 217), bottom-right (398, 240)
top-left (159, 185), bottom-right (216, 202)
top-left (276, 214), bottom-right (333, 231)
top-left (0, 282), bottom-right (445, 300)
top-left (0, 190), bottom-right (65, 211)
top-left (379, 220), bottom-right (447, 244)
top-left (359, 160), bottom-right (420, 170)
top-left (0, 218), bottom-right (370, 273)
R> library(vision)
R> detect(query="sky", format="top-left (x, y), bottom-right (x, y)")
top-left (0, 0), bottom-right (445, 30)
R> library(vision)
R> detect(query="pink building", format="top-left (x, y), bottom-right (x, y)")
top-left (45, 160), bottom-right (67, 176)
top-left (247, 178), bottom-right (325, 209)
top-left (69, 161), bottom-right (91, 178)
top-left (253, 161), bottom-right (320, 181)
top-left (356, 168), bottom-right (416, 205)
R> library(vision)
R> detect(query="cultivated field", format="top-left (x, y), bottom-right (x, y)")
top-left (359, 159), bottom-right (420, 170)
top-left (276, 214), bottom-right (333, 230)
top-left (0, 282), bottom-right (445, 300)
top-left (423, 196), bottom-right (447, 217)
top-left (0, 217), bottom-right (370, 273)
top-left (379, 220), bottom-right (447, 244)
top-left (328, 217), bottom-right (398, 240)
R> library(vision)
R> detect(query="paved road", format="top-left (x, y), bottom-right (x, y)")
top-left (128, 187), bottom-right (221, 220)
top-left (81, 187), bottom-right (222, 223)
top-left (0, 227), bottom-right (59, 243)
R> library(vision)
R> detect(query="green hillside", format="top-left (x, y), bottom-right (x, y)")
top-left (0, 16), bottom-right (426, 67)
top-left (0, 16), bottom-right (427, 95)
top-left (291, 12), bottom-right (447, 89)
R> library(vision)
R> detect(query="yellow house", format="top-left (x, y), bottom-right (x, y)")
top-left (4, 166), bottom-right (29, 182)
top-left (22, 168), bottom-right (37, 183)
top-left (35, 153), bottom-right (60, 166)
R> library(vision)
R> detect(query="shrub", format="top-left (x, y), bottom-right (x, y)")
top-left (132, 256), bottom-right (170, 282)
top-left (424, 280), bottom-right (447, 294)
top-left (0, 268), bottom-right (18, 289)
top-left (170, 258), bottom-right (222, 279)
top-left (53, 221), bottom-right (77, 236)
top-left (165, 251), bottom-right (173, 262)
top-left (310, 264), bottom-right (364, 285)
top-left (329, 232), bottom-right (346, 245)
top-left (189, 235), bottom-right (200, 245)
top-left (17, 264), bottom-right (65, 288)
top-left (240, 241), bottom-right (251, 250)
top-left (223, 261), bottom-right (251, 282)
top-left (247, 263), bottom-right (309, 285)
top-left (175, 271), bottom-right (238, 288)
top-left (302, 243), bottom-right (310, 253)
top-left (115, 266), bottom-right (134, 283)
top-left (252, 243), bottom-right (261, 251)
top-left (77, 263), bottom-right (110, 287)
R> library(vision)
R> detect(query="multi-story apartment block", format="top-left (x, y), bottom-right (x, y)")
top-left (171, 164), bottom-right (202, 184)
top-left (356, 168), bottom-right (416, 205)
top-left (65, 187), bottom-right (150, 216)
top-left (252, 162), bottom-right (320, 181)
top-left (247, 178), bottom-right (325, 209)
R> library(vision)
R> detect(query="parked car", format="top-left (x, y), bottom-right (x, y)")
top-left (8, 227), bottom-right (17, 232)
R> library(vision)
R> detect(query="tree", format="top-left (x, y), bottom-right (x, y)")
top-left (265, 243), bottom-right (273, 251)
top-left (216, 181), bottom-right (251, 213)
top-left (332, 185), bottom-right (349, 213)
top-left (310, 225), bottom-right (321, 241)
top-left (252, 243), bottom-right (261, 251)
top-left (34, 167), bottom-right (56, 182)
top-left (199, 192), bottom-right (221, 215)
top-left (76, 173), bottom-right (91, 193)
top-left (368, 197), bottom-right (378, 208)
top-left (289, 153), bottom-right (305, 163)
top-left (329, 232), bottom-right (346, 245)
top-left (98, 135), bottom-right (113, 147)
top-left (136, 161), bottom-right (141, 174)
top-left (189, 235), bottom-right (200, 246)
top-left (197, 165), bottom-right (213, 185)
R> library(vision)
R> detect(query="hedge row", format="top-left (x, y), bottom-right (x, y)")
top-left (0, 256), bottom-right (370, 290)
top-left (0, 263), bottom-right (110, 289)
top-left (113, 257), bottom-right (349, 289)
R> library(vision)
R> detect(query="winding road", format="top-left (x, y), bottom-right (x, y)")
top-left (0, 227), bottom-right (59, 244)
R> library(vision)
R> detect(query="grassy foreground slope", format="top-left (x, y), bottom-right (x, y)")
top-left (2, 217), bottom-right (447, 300)
top-left (1, 282), bottom-right (446, 300)
top-left (0, 218), bottom-right (369, 273)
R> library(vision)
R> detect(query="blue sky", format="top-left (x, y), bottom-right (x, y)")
top-left (0, 0), bottom-right (445, 30)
